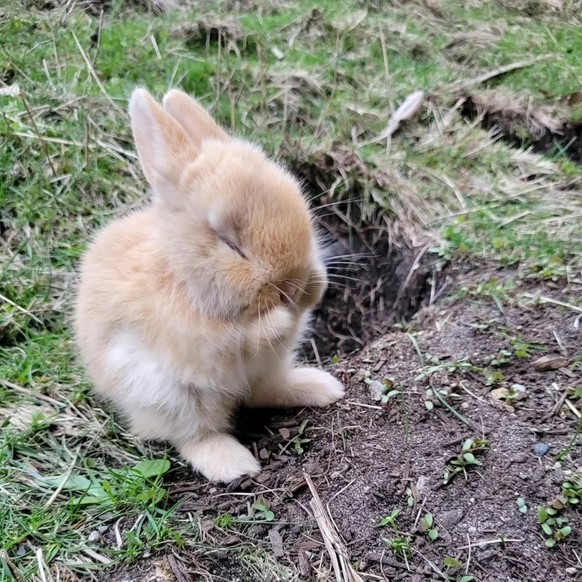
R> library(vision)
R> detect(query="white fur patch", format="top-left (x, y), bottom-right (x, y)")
top-left (103, 328), bottom-right (245, 442)
top-left (105, 329), bottom-right (180, 409)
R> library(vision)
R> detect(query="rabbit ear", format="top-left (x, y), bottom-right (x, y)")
top-left (129, 88), bottom-right (198, 205)
top-left (162, 89), bottom-right (228, 146)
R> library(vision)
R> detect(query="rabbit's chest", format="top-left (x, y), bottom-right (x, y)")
top-left (106, 328), bottom-right (248, 402)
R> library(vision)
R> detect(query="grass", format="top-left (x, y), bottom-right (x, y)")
top-left (1, 0), bottom-right (582, 579)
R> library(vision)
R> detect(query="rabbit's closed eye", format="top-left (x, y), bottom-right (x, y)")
top-left (221, 235), bottom-right (247, 260)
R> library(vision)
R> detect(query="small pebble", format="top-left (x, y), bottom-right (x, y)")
top-left (438, 508), bottom-right (465, 529)
top-left (533, 443), bottom-right (550, 457)
top-left (510, 453), bottom-right (529, 464)
top-left (468, 526), bottom-right (477, 534)
top-left (367, 380), bottom-right (386, 402)
top-left (15, 545), bottom-right (28, 557)
top-left (566, 567), bottom-right (578, 576)
top-left (87, 531), bottom-right (101, 543)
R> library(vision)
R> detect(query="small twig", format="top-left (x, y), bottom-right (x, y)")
top-left (346, 401), bottom-right (383, 410)
top-left (71, 31), bottom-right (126, 118)
top-left (304, 473), bottom-right (364, 582)
top-left (455, 55), bottom-right (550, 90)
top-left (20, 94), bottom-right (57, 177)
top-left (0, 291), bottom-right (44, 325)
top-left (405, 333), bottom-right (425, 366)
top-left (557, 413), bottom-right (582, 461)
top-left (410, 548), bottom-right (446, 580)
top-left (402, 243), bottom-right (432, 289)
top-left (553, 330), bottom-right (566, 355)
top-left (458, 537), bottom-right (523, 550)
top-left (459, 381), bottom-right (488, 405)
top-left (44, 454), bottom-right (78, 508)
top-left (430, 379), bottom-right (476, 430)
top-left (35, 549), bottom-right (49, 582)
top-left (114, 518), bottom-right (124, 549)
top-left (522, 293), bottom-right (582, 314)
top-left (412, 496), bottom-right (428, 530)
top-left (81, 547), bottom-right (112, 565)
top-left (366, 90), bottom-right (425, 144)
top-left (0, 552), bottom-right (28, 582)
top-left (311, 338), bottom-right (323, 369)
top-left (543, 389), bottom-right (570, 420)
top-left (565, 399), bottom-right (581, 419)
top-left (167, 554), bottom-right (191, 582)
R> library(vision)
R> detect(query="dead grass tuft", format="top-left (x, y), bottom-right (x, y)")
top-left (464, 89), bottom-right (563, 139)
top-left (444, 25), bottom-right (505, 62)
top-left (171, 16), bottom-right (245, 49)
top-left (495, 0), bottom-right (579, 16)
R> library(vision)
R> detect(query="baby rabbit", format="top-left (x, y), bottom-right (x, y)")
top-left (74, 88), bottom-right (345, 483)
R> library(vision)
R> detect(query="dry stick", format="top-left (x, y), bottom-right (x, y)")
top-left (410, 548), bottom-right (446, 580)
top-left (44, 453), bottom-right (78, 508)
top-left (81, 547), bottom-right (112, 565)
top-left (0, 291), bottom-right (43, 325)
top-left (304, 473), bottom-right (365, 582)
top-left (522, 293), bottom-right (582, 315)
top-left (458, 538), bottom-right (523, 550)
top-left (35, 549), bottom-right (49, 582)
top-left (406, 334), bottom-right (475, 430)
top-left (455, 55), bottom-right (551, 91)
top-left (543, 388), bottom-right (571, 421)
top-left (0, 552), bottom-right (28, 582)
top-left (20, 94), bottom-right (57, 177)
top-left (465, 532), bottom-right (472, 576)
top-left (71, 31), bottom-right (126, 119)
top-left (565, 399), bottom-right (581, 419)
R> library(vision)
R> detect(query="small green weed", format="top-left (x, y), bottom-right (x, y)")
top-left (443, 438), bottom-right (490, 485)
top-left (419, 512), bottom-right (439, 541)
top-left (516, 497), bottom-right (528, 514)
top-left (37, 458), bottom-right (170, 509)
top-left (214, 513), bottom-right (234, 529)
top-left (378, 508), bottom-right (401, 528)
top-left (510, 338), bottom-right (546, 358)
top-left (386, 533), bottom-right (412, 558)
top-left (250, 499), bottom-right (276, 522)
top-left (405, 487), bottom-right (416, 508)
top-left (377, 509), bottom-right (412, 558)
top-left (363, 373), bottom-right (400, 404)
top-left (539, 473), bottom-right (582, 547)
top-left (278, 420), bottom-right (311, 455)
top-left (291, 420), bottom-right (311, 455)
top-left (443, 556), bottom-right (475, 582)
top-left (539, 508), bottom-right (572, 548)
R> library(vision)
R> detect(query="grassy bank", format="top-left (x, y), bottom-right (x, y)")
top-left (1, 0), bottom-right (581, 579)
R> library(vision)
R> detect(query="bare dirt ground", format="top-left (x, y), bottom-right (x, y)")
top-left (99, 265), bottom-right (582, 582)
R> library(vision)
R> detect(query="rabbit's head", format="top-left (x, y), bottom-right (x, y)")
top-left (129, 88), bottom-right (326, 320)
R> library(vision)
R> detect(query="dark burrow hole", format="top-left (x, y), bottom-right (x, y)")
top-left (462, 95), bottom-right (582, 162)
top-left (296, 189), bottom-right (442, 363)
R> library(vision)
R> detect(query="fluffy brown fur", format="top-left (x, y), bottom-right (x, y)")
top-left (74, 88), bottom-right (344, 483)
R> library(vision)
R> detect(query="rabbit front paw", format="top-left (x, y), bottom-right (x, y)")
top-left (247, 306), bottom-right (296, 349)
top-left (287, 367), bottom-right (346, 407)
top-left (180, 433), bottom-right (261, 483)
